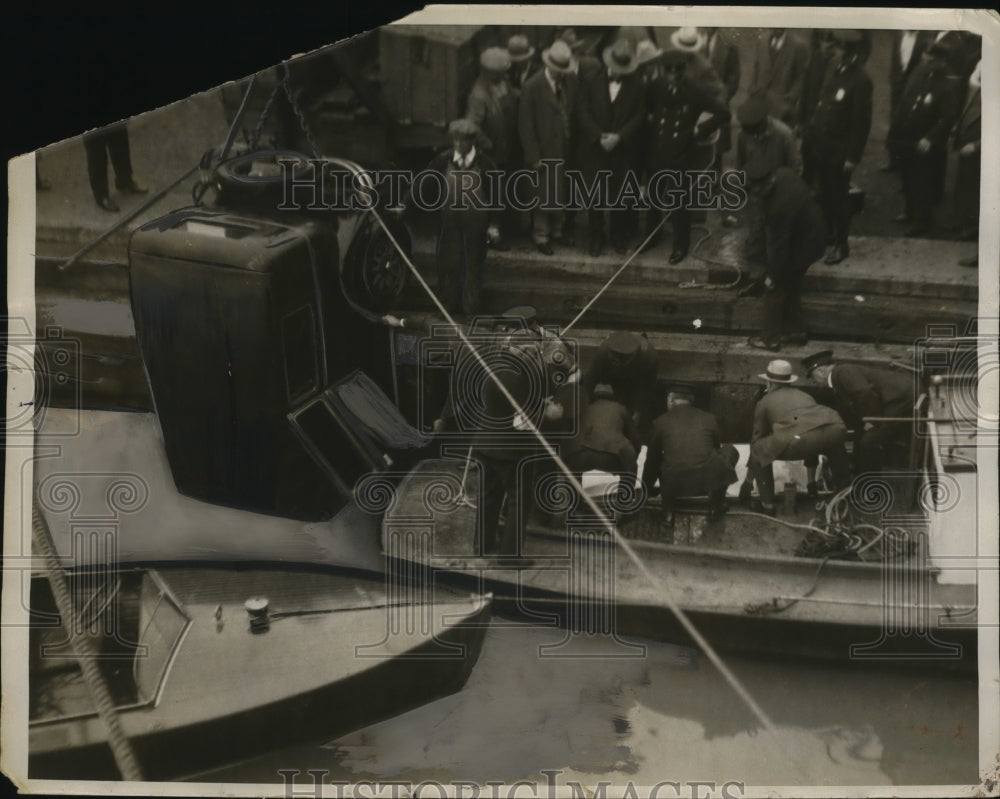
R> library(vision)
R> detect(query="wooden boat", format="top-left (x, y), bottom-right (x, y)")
top-left (28, 564), bottom-right (490, 781)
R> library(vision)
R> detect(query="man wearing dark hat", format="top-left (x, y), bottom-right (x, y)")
top-left (424, 118), bottom-right (499, 315)
top-left (802, 351), bottom-right (916, 472)
top-left (519, 39), bottom-right (579, 255)
top-left (645, 49), bottom-right (731, 264)
top-left (801, 29), bottom-right (873, 265)
top-left (576, 38), bottom-right (646, 256)
top-left (748, 359), bottom-right (850, 515)
top-left (642, 384), bottom-right (739, 528)
top-left (744, 162), bottom-right (827, 351)
top-left (887, 37), bottom-right (963, 237)
top-left (736, 95), bottom-right (802, 263)
top-left (581, 330), bottom-right (659, 430)
top-left (563, 383), bottom-right (640, 510)
top-left (748, 28), bottom-right (810, 127)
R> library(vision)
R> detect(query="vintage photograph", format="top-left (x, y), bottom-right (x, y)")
top-left (3, 5), bottom-right (998, 797)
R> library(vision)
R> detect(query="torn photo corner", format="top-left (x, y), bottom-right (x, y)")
top-left (4, 5), bottom-right (999, 798)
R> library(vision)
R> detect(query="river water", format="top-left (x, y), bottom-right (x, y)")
top-left (191, 620), bottom-right (978, 790)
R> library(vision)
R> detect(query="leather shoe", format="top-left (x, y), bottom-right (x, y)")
top-left (117, 178), bottom-right (148, 194)
top-left (824, 243), bottom-right (848, 264)
top-left (535, 242), bottom-right (554, 256)
top-left (747, 335), bottom-right (780, 352)
top-left (96, 196), bottom-right (120, 213)
top-left (668, 247), bottom-right (688, 265)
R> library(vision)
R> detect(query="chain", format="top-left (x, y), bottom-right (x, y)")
top-left (250, 78), bottom-right (282, 152)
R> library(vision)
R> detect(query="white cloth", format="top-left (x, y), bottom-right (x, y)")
top-left (609, 79), bottom-right (622, 102)
top-left (452, 146), bottom-right (477, 168)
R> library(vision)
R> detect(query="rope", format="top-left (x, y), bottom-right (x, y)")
top-left (31, 504), bottom-right (144, 781)
top-left (249, 79), bottom-right (282, 153)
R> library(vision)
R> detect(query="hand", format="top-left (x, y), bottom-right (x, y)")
top-left (381, 314), bottom-right (405, 328)
top-left (916, 138), bottom-right (932, 155)
top-left (487, 225), bottom-right (501, 244)
top-left (601, 132), bottom-right (621, 151)
top-left (432, 418), bottom-right (445, 434)
top-left (863, 422), bottom-right (875, 432)
top-left (544, 398), bottom-right (564, 421)
top-left (763, 276), bottom-right (775, 290)
top-left (843, 160), bottom-right (856, 174)
top-left (960, 142), bottom-right (978, 156)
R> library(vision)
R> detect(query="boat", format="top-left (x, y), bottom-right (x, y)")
top-left (28, 562), bottom-right (490, 781)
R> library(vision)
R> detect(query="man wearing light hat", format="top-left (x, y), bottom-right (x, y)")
top-left (507, 34), bottom-right (539, 94)
top-left (643, 384), bottom-right (739, 528)
top-left (576, 38), bottom-right (646, 256)
top-left (666, 26), bottom-right (729, 106)
top-left (743, 160), bottom-right (827, 351)
top-left (424, 118), bottom-right (498, 315)
top-left (748, 359), bottom-right (850, 515)
top-left (801, 29), bottom-right (873, 265)
top-left (519, 38), bottom-right (579, 255)
top-left (801, 350), bottom-right (916, 472)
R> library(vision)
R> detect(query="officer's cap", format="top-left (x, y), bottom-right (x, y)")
top-left (606, 331), bottom-right (641, 356)
top-left (593, 383), bottom-right (615, 400)
top-left (801, 350), bottom-right (835, 373)
top-left (665, 383), bottom-right (696, 401)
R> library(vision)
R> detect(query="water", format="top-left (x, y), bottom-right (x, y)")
top-left (189, 621), bottom-right (978, 788)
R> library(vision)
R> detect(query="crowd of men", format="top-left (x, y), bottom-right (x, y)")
top-left (420, 26), bottom-right (982, 348)
top-left (432, 308), bottom-right (919, 553)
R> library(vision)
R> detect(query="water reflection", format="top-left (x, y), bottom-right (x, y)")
top-left (190, 622), bottom-right (977, 787)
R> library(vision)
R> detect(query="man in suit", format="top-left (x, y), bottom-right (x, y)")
top-left (745, 162), bottom-right (827, 352)
top-left (519, 39), bottom-right (578, 255)
top-left (642, 384), bottom-right (739, 528)
top-left (507, 34), bottom-right (539, 94)
top-left (564, 383), bottom-right (640, 512)
top-left (888, 37), bottom-right (963, 237)
top-left (952, 59), bottom-right (981, 244)
top-left (802, 351), bottom-right (917, 473)
top-left (802, 29), bottom-right (873, 265)
top-left (749, 28), bottom-right (810, 127)
top-left (576, 38), bottom-right (646, 256)
top-left (424, 119), bottom-right (499, 315)
top-left (885, 29), bottom-right (936, 171)
top-left (735, 95), bottom-right (802, 268)
top-left (83, 121), bottom-right (148, 212)
top-left (581, 331), bottom-right (659, 433)
top-left (467, 46), bottom-right (518, 248)
top-left (645, 49), bottom-right (730, 264)
top-left (748, 360), bottom-right (850, 515)
top-left (799, 29), bottom-right (837, 184)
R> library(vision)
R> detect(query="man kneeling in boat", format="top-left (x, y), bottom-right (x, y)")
top-left (642, 384), bottom-right (739, 531)
top-left (747, 360), bottom-right (851, 516)
top-left (801, 350), bottom-right (916, 473)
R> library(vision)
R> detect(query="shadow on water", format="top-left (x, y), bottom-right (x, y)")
top-left (188, 622), bottom-right (977, 788)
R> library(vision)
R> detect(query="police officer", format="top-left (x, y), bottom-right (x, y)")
top-left (888, 37), bottom-right (963, 237)
top-left (802, 29), bottom-right (873, 265)
top-left (802, 350), bottom-right (916, 473)
top-left (645, 49), bottom-right (730, 264)
top-left (581, 331), bottom-right (659, 431)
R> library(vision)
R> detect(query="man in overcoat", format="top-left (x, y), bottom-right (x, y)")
top-left (748, 28), bottom-right (810, 127)
top-left (576, 38), bottom-right (646, 256)
top-left (884, 29), bottom-right (936, 171)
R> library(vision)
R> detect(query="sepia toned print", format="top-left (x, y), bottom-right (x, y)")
top-left (3, 6), bottom-right (998, 798)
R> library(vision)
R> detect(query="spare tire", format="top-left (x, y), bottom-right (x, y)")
top-left (214, 150), bottom-right (315, 213)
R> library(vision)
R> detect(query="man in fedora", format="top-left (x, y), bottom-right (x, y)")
top-left (519, 38), bottom-right (579, 255)
top-left (643, 384), bottom-right (739, 529)
top-left (645, 49), bottom-right (730, 264)
top-left (667, 26), bottom-right (728, 105)
top-left (576, 38), bottom-right (646, 256)
top-left (507, 34), bottom-right (539, 94)
top-left (749, 28), bottom-right (810, 127)
top-left (801, 30), bottom-right (873, 265)
top-left (748, 359), bottom-right (850, 515)
top-left (802, 350), bottom-right (916, 473)
top-left (744, 161), bottom-right (827, 351)
top-left (424, 118), bottom-right (499, 315)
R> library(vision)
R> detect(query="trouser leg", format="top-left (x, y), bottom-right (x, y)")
top-left (106, 123), bottom-right (135, 189)
top-left (83, 132), bottom-right (110, 202)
